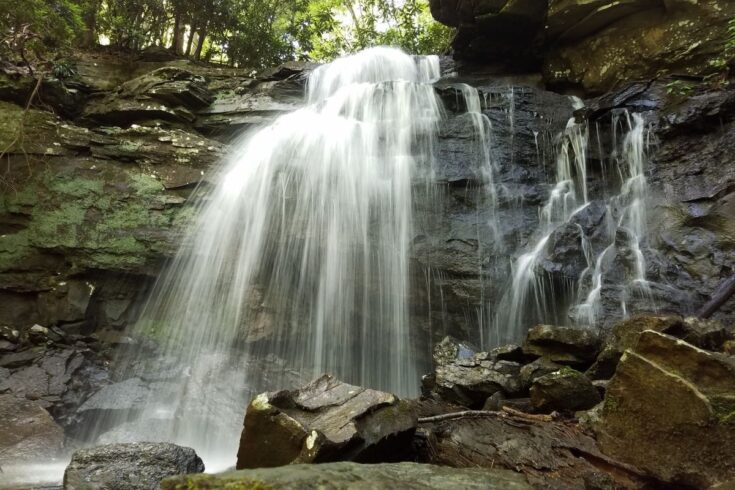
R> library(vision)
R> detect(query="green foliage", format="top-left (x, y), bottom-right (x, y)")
top-left (665, 80), bottom-right (696, 98)
top-left (308, 0), bottom-right (453, 60)
top-left (97, 0), bottom-right (168, 50)
top-left (51, 59), bottom-right (78, 79)
top-left (708, 18), bottom-right (735, 75)
top-left (0, 0), bottom-right (85, 65)
top-left (1, 0), bottom-right (454, 70)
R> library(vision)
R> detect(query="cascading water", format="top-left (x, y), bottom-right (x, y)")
top-left (81, 46), bottom-right (659, 475)
top-left (493, 108), bottom-right (653, 342)
top-left (490, 104), bottom-right (590, 344)
top-left (87, 47), bottom-right (486, 471)
top-left (572, 112), bottom-right (652, 323)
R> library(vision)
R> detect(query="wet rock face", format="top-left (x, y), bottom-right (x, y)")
top-left (412, 82), bottom-right (576, 346)
top-left (430, 0), bottom-right (735, 93)
top-left (0, 394), bottom-right (65, 465)
top-left (0, 56), bottom-right (311, 345)
top-left (0, 334), bottom-right (110, 430)
top-left (597, 330), bottom-right (735, 487)
top-left (83, 68), bottom-right (213, 126)
top-left (649, 88), bottom-right (735, 326)
top-left (64, 442), bottom-right (204, 490)
top-left (163, 461), bottom-right (532, 490)
top-left (236, 374), bottom-right (417, 469)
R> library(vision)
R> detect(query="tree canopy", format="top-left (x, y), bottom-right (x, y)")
top-left (1, 0), bottom-right (453, 69)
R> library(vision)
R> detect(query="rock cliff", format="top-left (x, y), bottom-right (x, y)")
top-left (429, 0), bottom-right (735, 93)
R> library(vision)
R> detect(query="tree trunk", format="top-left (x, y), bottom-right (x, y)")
top-left (82, 0), bottom-right (99, 47)
top-left (185, 24), bottom-right (197, 57)
top-left (345, 1), bottom-right (365, 49)
top-left (171, 12), bottom-right (181, 53)
top-left (194, 29), bottom-right (207, 60)
top-left (172, 13), bottom-right (186, 54)
top-left (697, 274), bottom-right (735, 318)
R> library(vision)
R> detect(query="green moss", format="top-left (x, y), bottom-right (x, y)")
top-left (711, 395), bottom-right (735, 425)
top-left (47, 175), bottom-right (104, 198)
top-left (0, 102), bottom-right (27, 149)
top-left (30, 205), bottom-right (87, 248)
top-left (557, 365), bottom-right (581, 375)
top-left (162, 474), bottom-right (273, 490)
top-left (0, 230), bottom-right (31, 270)
top-left (130, 172), bottom-right (165, 197)
top-left (4, 183), bottom-right (42, 211)
top-left (2, 161), bottom-right (193, 270)
top-left (602, 392), bottom-right (620, 414)
top-left (0, 101), bottom-right (60, 153)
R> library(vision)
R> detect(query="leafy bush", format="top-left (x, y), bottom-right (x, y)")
top-left (51, 59), bottom-right (77, 79)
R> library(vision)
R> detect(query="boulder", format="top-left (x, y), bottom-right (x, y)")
top-left (0, 394), bottom-right (64, 465)
top-left (662, 316), bottom-right (733, 352)
top-left (482, 391), bottom-right (506, 411)
top-left (523, 325), bottom-right (601, 365)
top-left (587, 315), bottom-right (680, 379)
top-left (431, 337), bottom-right (523, 407)
top-left (587, 315), bottom-right (732, 379)
top-left (28, 324), bottom-right (50, 344)
top-left (537, 222), bottom-right (590, 279)
top-left (530, 368), bottom-right (601, 412)
top-left (163, 462), bottom-right (532, 490)
top-left (1, 325), bottom-right (21, 343)
top-left (597, 330), bottom-right (735, 487)
top-left (64, 442), bottom-right (204, 490)
top-left (490, 343), bottom-right (526, 363)
top-left (236, 375), bottom-right (417, 469)
top-left (518, 357), bottom-right (563, 389)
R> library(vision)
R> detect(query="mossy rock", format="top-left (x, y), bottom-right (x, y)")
top-left (597, 330), bottom-right (735, 487)
top-left (162, 462), bottom-right (531, 490)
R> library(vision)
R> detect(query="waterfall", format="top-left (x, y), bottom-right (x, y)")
top-left (89, 47), bottom-right (464, 471)
top-left (572, 112), bottom-right (652, 323)
top-left (84, 48), bottom-right (657, 472)
top-left (490, 109), bottom-right (590, 344)
top-left (494, 109), bottom-right (652, 341)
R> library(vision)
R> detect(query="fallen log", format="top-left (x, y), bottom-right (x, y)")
top-left (697, 274), bottom-right (735, 318)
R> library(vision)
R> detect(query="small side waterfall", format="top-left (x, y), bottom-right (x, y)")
top-left (494, 110), bottom-right (652, 341)
top-left (491, 109), bottom-right (590, 343)
top-left (572, 112), bottom-right (652, 323)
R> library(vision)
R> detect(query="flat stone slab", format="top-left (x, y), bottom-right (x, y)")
top-left (236, 375), bottom-right (417, 469)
